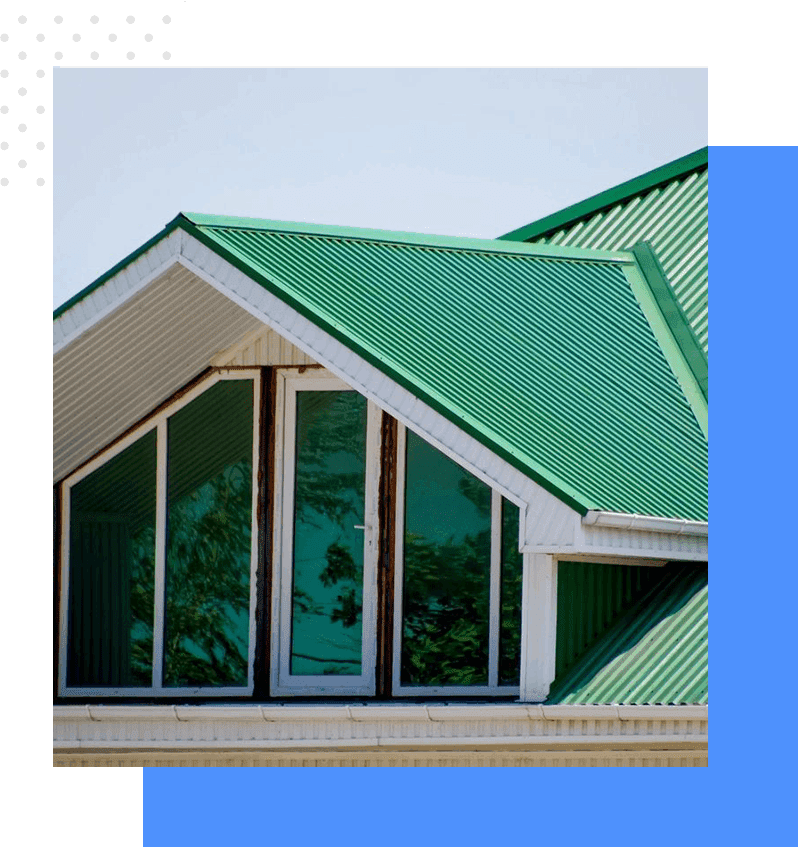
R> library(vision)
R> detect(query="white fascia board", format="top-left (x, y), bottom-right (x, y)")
top-left (53, 703), bottom-right (708, 723)
top-left (521, 544), bottom-right (707, 563)
top-left (522, 513), bottom-right (708, 561)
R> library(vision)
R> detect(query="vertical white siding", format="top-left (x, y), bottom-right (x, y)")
top-left (211, 326), bottom-right (317, 367)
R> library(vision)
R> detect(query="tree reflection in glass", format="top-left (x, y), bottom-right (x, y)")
top-left (164, 380), bottom-right (254, 688)
top-left (290, 391), bottom-right (367, 675)
top-left (401, 431), bottom-right (492, 686)
top-left (67, 430), bottom-right (156, 687)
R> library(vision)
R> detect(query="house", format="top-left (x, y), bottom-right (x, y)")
top-left (53, 148), bottom-right (708, 767)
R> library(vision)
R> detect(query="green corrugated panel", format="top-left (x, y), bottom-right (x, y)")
top-left (182, 215), bottom-right (707, 520)
top-left (502, 150), bottom-right (709, 353)
top-left (548, 564), bottom-right (708, 705)
top-left (542, 170), bottom-right (708, 353)
top-left (555, 562), bottom-right (663, 679)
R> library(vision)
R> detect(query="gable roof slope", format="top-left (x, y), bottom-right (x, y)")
top-left (55, 213), bottom-right (708, 520)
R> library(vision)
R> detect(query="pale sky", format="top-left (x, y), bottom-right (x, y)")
top-left (53, 68), bottom-right (707, 307)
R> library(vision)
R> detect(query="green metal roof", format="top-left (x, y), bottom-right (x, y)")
top-left (548, 563), bottom-right (708, 705)
top-left (184, 213), bottom-right (706, 519)
top-left (555, 561), bottom-right (665, 680)
top-left (500, 148), bottom-right (709, 354)
top-left (55, 213), bottom-right (708, 520)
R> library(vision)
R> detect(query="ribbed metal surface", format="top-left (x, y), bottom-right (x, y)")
top-left (548, 564), bottom-right (708, 704)
top-left (555, 563), bottom-right (663, 678)
top-left (190, 218), bottom-right (708, 520)
top-left (534, 168), bottom-right (708, 353)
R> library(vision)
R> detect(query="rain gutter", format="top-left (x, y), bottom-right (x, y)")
top-left (583, 511), bottom-right (708, 536)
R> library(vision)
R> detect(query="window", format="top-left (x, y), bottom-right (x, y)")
top-left (270, 371), bottom-right (380, 696)
top-left (393, 426), bottom-right (522, 695)
top-left (271, 370), bottom-right (522, 697)
top-left (57, 372), bottom-right (260, 697)
top-left (57, 367), bottom-right (523, 699)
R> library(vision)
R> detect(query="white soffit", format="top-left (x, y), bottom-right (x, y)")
top-left (53, 260), bottom-right (264, 481)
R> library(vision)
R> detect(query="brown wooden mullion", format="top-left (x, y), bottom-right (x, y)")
top-left (376, 412), bottom-right (398, 698)
top-left (253, 367), bottom-right (276, 700)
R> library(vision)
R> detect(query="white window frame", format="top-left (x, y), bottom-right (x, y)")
top-left (58, 369), bottom-right (262, 698)
top-left (270, 368), bottom-right (380, 696)
top-left (392, 423), bottom-right (521, 697)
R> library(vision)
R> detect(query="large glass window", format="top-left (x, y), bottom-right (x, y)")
top-left (59, 366), bottom-right (525, 699)
top-left (290, 390), bottom-right (367, 675)
top-left (499, 501), bottom-right (524, 686)
top-left (59, 372), bottom-right (259, 696)
top-left (394, 425), bottom-right (522, 695)
top-left (164, 380), bottom-right (254, 688)
top-left (400, 430), bottom-right (492, 686)
top-left (66, 431), bottom-right (157, 688)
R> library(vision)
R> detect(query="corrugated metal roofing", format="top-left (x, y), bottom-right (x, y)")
top-left (547, 564), bottom-right (708, 705)
top-left (555, 562), bottom-right (664, 679)
top-left (181, 214), bottom-right (707, 520)
top-left (501, 149), bottom-right (709, 354)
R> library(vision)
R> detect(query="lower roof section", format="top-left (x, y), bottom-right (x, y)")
top-left (548, 562), bottom-right (708, 705)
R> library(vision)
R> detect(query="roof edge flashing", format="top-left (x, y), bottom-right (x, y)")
top-left (630, 242), bottom-right (708, 399)
top-left (621, 257), bottom-right (708, 439)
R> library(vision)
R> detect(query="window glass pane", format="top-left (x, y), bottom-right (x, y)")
top-left (164, 380), bottom-right (254, 688)
top-left (499, 499), bottom-right (523, 685)
top-left (67, 430), bottom-right (156, 687)
top-left (401, 431), bottom-right (491, 686)
top-left (291, 390), bottom-right (367, 675)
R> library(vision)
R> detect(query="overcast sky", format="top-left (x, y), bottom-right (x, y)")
top-left (53, 68), bottom-right (707, 307)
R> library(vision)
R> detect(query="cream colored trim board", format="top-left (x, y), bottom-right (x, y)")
top-left (56, 734), bottom-right (705, 752)
top-left (54, 703), bottom-right (708, 767)
top-left (54, 703), bottom-right (708, 722)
